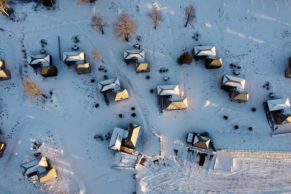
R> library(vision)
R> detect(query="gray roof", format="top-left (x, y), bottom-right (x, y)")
top-left (124, 49), bottom-right (145, 63)
top-left (98, 77), bottom-right (121, 92)
top-left (63, 51), bottom-right (85, 63)
top-left (222, 74), bottom-right (246, 90)
top-left (29, 54), bottom-right (51, 67)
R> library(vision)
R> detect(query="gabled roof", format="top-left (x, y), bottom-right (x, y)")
top-left (109, 124), bottom-right (141, 153)
top-left (230, 90), bottom-right (249, 102)
top-left (193, 135), bottom-right (211, 150)
top-left (194, 46), bottom-right (216, 57)
top-left (109, 127), bottom-right (127, 151)
top-left (222, 74), bottom-right (246, 90)
top-left (124, 49), bottom-right (145, 62)
top-left (267, 98), bottom-right (291, 112)
top-left (22, 156), bottom-right (50, 177)
top-left (206, 57), bottom-right (223, 67)
top-left (29, 54), bottom-right (51, 67)
top-left (157, 85), bottom-right (180, 96)
top-left (39, 168), bottom-right (57, 184)
top-left (115, 89), bottom-right (129, 101)
top-left (76, 63), bottom-right (90, 69)
top-left (165, 98), bottom-right (188, 110)
top-left (136, 62), bottom-right (150, 72)
top-left (38, 156), bottom-right (49, 168)
top-left (0, 70), bottom-right (10, 80)
top-left (63, 51), bottom-right (85, 63)
top-left (40, 66), bottom-right (58, 77)
top-left (122, 124), bottom-right (141, 149)
top-left (98, 78), bottom-right (121, 92)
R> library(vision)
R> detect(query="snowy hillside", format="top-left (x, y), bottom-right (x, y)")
top-left (0, 0), bottom-right (291, 193)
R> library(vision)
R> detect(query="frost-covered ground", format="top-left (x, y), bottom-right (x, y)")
top-left (0, 0), bottom-right (291, 193)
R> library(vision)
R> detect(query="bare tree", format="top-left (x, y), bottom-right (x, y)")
top-left (114, 13), bottom-right (136, 42)
top-left (148, 5), bottom-right (162, 30)
top-left (184, 5), bottom-right (196, 28)
top-left (0, 0), bottom-right (9, 16)
top-left (91, 15), bottom-right (106, 34)
top-left (92, 49), bottom-right (103, 63)
top-left (22, 79), bottom-right (45, 102)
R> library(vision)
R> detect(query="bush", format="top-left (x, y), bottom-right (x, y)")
top-left (177, 52), bottom-right (193, 65)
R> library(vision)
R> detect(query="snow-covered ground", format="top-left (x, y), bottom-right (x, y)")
top-left (0, 0), bottom-right (291, 193)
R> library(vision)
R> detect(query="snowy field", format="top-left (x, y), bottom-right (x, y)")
top-left (0, 0), bottom-right (291, 193)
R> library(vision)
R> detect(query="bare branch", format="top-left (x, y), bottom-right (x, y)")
top-left (91, 15), bottom-right (106, 34)
top-left (114, 13), bottom-right (136, 42)
top-left (148, 5), bottom-right (162, 30)
top-left (184, 5), bottom-right (196, 28)
top-left (22, 79), bottom-right (45, 102)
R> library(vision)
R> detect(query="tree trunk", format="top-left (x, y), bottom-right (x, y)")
top-left (100, 26), bottom-right (104, 35)
top-left (184, 17), bottom-right (189, 28)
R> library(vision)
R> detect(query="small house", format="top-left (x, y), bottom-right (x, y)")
top-left (0, 143), bottom-right (6, 158)
top-left (285, 57), bottom-right (291, 78)
top-left (157, 85), bottom-right (188, 111)
top-left (193, 46), bottom-right (216, 58)
top-left (124, 49), bottom-right (145, 64)
top-left (29, 54), bottom-right (58, 77)
top-left (21, 156), bottom-right (57, 184)
top-left (98, 77), bottom-right (129, 104)
top-left (136, 62), bottom-right (150, 73)
top-left (63, 51), bottom-right (91, 74)
top-left (109, 123), bottom-right (141, 154)
top-left (205, 57), bottom-right (223, 69)
top-left (186, 132), bottom-right (213, 152)
top-left (221, 75), bottom-right (249, 102)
